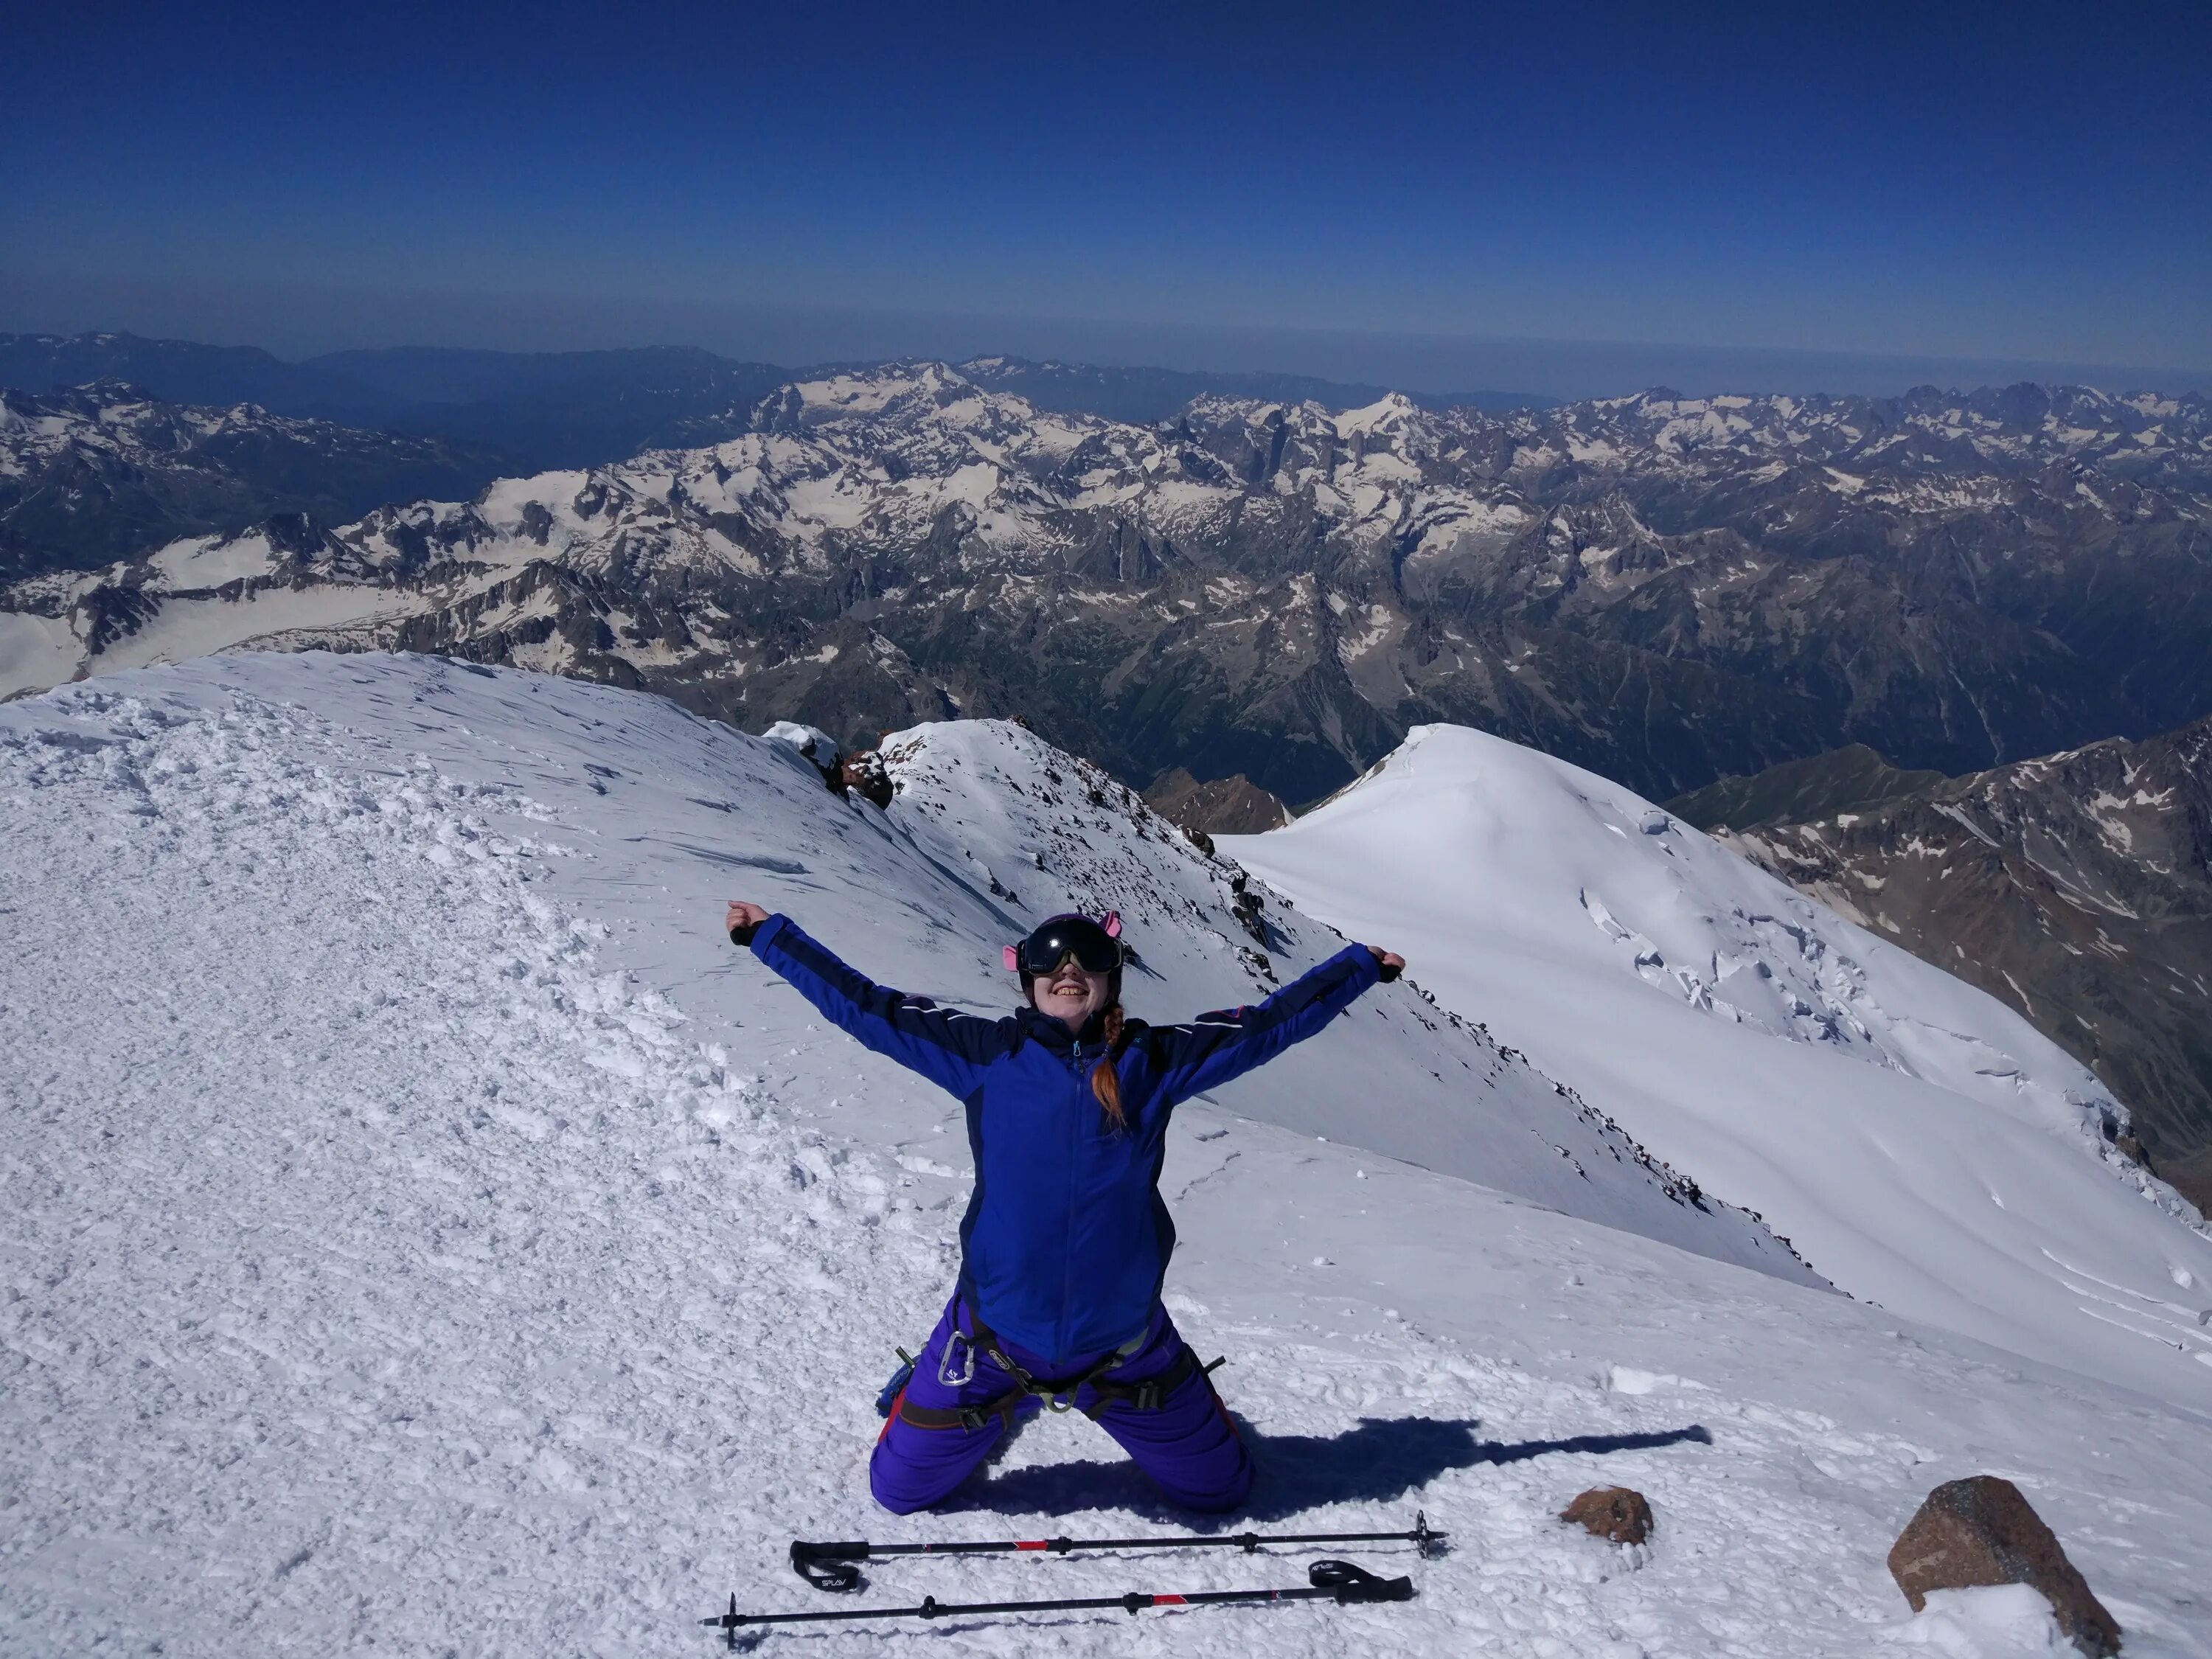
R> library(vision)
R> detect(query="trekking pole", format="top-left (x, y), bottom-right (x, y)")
top-left (790, 1509), bottom-right (1445, 1590)
top-left (702, 1557), bottom-right (1413, 1644)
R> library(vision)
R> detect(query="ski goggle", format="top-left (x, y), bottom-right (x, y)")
top-left (1003, 912), bottom-right (1122, 976)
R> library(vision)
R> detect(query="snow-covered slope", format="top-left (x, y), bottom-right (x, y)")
top-left (1225, 725), bottom-right (2212, 1411)
top-left (7, 654), bottom-right (2212, 1658)
top-left (866, 719), bottom-right (1804, 1279)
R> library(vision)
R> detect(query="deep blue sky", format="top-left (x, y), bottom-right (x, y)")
top-left (3, 1), bottom-right (2207, 392)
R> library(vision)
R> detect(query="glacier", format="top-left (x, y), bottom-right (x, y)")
top-left (1227, 724), bottom-right (2212, 1405)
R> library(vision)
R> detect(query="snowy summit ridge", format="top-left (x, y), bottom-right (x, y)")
top-left (1227, 723), bottom-right (2212, 1408)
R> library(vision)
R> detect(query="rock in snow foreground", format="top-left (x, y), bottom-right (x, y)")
top-left (4, 651), bottom-right (2212, 1657)
top-left (1888, 1477), bottom-right (2121, 1658)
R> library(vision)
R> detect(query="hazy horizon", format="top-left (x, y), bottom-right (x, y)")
top-left (4, 268), bottom-right (2206, 405)
top-left (5, 1), bottom-right (2205, 405)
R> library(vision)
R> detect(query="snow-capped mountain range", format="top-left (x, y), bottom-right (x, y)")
top-left (7, 652), bottom-right (2211, 1655)
top-left (5, 364), bottom-right (2209, 809)
top-left (0, 331), bottom-right (1545, 472)
top-left (0, 380), bottom-right (506, 579)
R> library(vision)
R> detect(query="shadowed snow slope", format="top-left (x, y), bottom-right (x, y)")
top-left (6, 654), bottom-right (2211, 1658)
top-left (1225, 724), bottom-right (2212, 1412)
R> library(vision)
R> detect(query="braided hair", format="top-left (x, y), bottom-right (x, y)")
top-left (1091, 1004), bottom-right (1128, 1128)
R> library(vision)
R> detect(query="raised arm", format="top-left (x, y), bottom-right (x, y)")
top-left (1149, 943), bottom-right (1394, 1105)
top-left (730, 905), bottom-right (1011, 1101)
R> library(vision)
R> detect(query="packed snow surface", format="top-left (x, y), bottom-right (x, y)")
top-left (1225, 724), bottom-right (2212, 1412)
top-left (6, 655), bottom-right (2211, 1657)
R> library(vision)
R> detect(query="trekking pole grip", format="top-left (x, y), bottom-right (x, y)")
top-left (1309, 1559), bottom-right (1416, 1603)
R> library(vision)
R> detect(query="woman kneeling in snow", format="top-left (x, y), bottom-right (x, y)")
top-left (725, 900), bottom-right (1403, 1515)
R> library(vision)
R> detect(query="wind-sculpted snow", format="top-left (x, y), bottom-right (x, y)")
top-left (7, 653), bottom-right (2212, 1656)
top-left (1226, 725), bottom-right (2212, 1409)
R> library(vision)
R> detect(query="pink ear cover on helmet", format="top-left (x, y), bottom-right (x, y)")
top-left (1003, 945), bottom-right (1021, 972)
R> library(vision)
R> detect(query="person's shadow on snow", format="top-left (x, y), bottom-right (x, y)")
top-left (947, 1416), bottom-right (1714, 1522)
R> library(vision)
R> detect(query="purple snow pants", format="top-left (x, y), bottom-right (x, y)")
top-left (871, 1294), bottom-right (1251, 1515)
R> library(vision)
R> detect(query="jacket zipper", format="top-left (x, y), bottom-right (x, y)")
top-left (1059, 1039), bottom-right (1085, 1360)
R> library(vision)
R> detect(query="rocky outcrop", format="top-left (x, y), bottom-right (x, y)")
top-left (839, 749), bottom-right (895, 809)
top-left (1888, 1476), bottom-right (2120, 1657)
top-left (764, 720), bottom-right (843, 775)
top-left (1719, 715), bottom-right (2212, 1210)
top-left (764, 720), bottom-right (894, 809)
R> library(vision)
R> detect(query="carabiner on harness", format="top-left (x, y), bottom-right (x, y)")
top-left (937, 1328), bottom-right (977, 1388)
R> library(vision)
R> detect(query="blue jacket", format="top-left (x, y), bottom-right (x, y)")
top-left (749, 914), bottom-right (1384, 1363)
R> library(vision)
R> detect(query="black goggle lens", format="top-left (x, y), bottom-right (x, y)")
top-left (1018, 922), bottom-right (1120, 975)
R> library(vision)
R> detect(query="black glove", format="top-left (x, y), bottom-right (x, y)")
top-left (729, 919), bottom-right (760, 947)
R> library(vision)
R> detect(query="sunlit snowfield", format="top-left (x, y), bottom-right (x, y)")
top-left (4, 653), bottom-right (2208, 1656)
